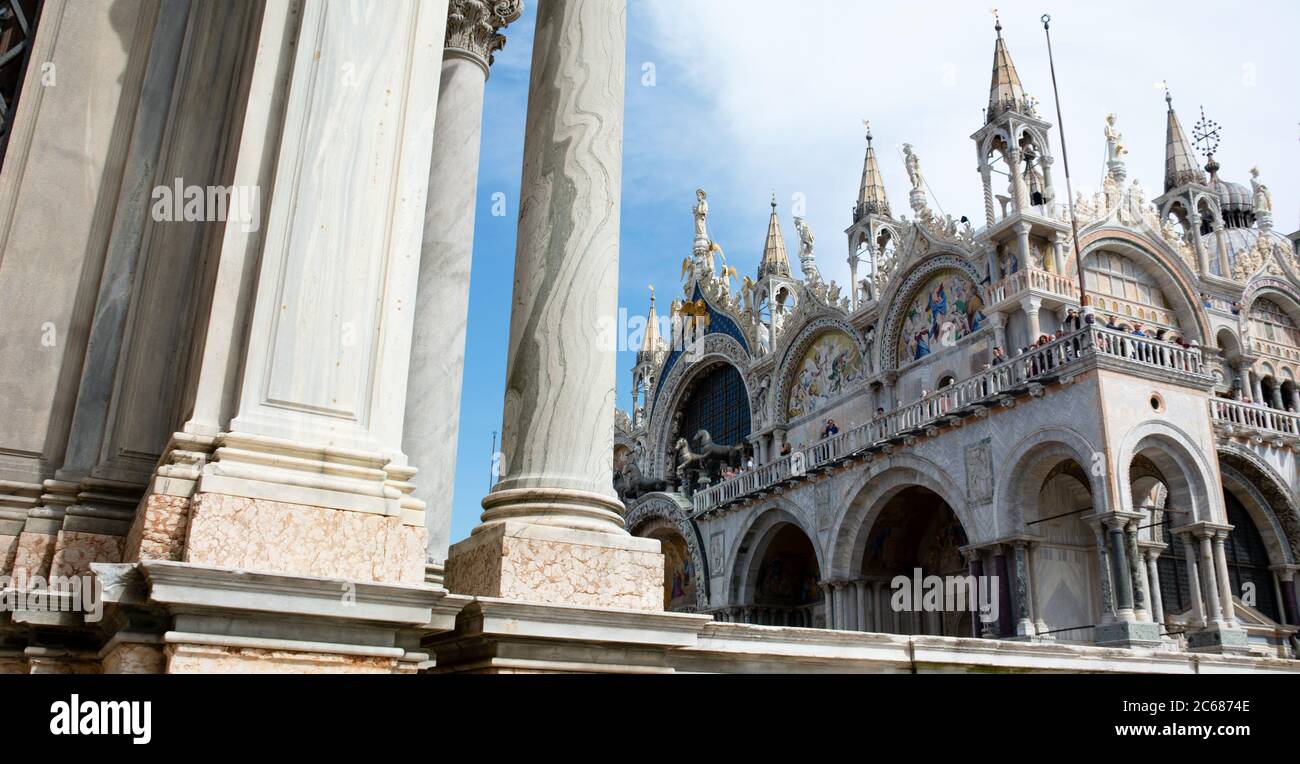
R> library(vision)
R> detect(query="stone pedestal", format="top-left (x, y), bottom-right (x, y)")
top-left (1094, 620), bottom-right (1163, 649)
top-left (446, 522), bottom-right (661, 611)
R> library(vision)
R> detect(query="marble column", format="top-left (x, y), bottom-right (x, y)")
top-left (994, 547), bottom-right (1012, 637)
top-left (1252, 373), bottom-right (1265, 406)
top-left (1271, 566), bottom-right (1299, 626)
top-left (1022, 296), bottom-right (1043, 343)
top-left (822, 582), bottom-right (834, 629)
top-left (1212, 530), bottom-right (1237, 626)
top-left (1145, 548), bottom-right (1166, 627)
top-left (1094, 525), bottom-right (1116, 623)
top-left (1027, 542), bottom-right (1049, 637)
top-left (1181, 534), bottom-right (1206, 628)
top-left (407, 1), bottom-right (524, 565)
top-left (1015, 222), bottom-right (1033, 276)
top-left (1125, 521), bottom-right (1150, 622)
top-left (1235, 363), bottom-right (1251, 401)
top-left (1012, 541), bottom-right (1034, 637)
top-left (988, 312), bottom-right (1007, 353)
top-left (1198, 530), bottom-right (1224, 628)
top-left (445, 0), bottom-right (662, 610)
top-left (965, 551), bottom-right (985, 638)
top-left (1051, 232), bottom-right (1067, 275)
top-left (855, 580), bottom-right (868, 632)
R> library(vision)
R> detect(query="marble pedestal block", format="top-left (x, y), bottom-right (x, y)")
top-left (1094, 620), bottom-right (1163, 649)
top-left (1186, 624), bottom-right (1250, 654)
top-left (445, 521), bottom-right (663, 612)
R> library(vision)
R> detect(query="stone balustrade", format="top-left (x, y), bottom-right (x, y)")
top-left (1211, 397), bottom-right (1300, 440)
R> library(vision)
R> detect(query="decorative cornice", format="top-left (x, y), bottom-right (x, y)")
top-left (445, 0), bottom-right (524, 68)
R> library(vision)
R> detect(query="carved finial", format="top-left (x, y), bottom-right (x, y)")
top-left (864, 119), bottom-right (873, 144)
top-left (992, 7), bottom-right (1001, 34)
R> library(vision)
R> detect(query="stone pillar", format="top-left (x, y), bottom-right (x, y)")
top-left (1198, 530), bottom-right (1224, 628)
top-left (1271, 566), bottom-right (1299, 626)
top-left (1051, 233), bottom-right (1067, 275)
top-left (1105, 517), bottom-right (1135, 620)
top-left (1252, 372), bottom-right (1265, 406)
top-left (1093, 525), bottom-right (1116, 623)
top-left (1027, 543), bottom-right (1050, 638)
top-left (1235, 363), bottom-right (1252, 401)
top-left (1272, 383), bottom-right (1286, 411)
top-left (988, 312), bottom-right (1007, 353)
top-left (980, 166), bottom-right (996, 227)
top-left (1015, 222), bottom-right (1033, 275)
top-left (444, 0), bottom-right (662, 610)
top-left (1021, 296), bottom-right (1042, 343)
top-left (993, 547), bottom-right (1012, 638)
top-left (1212, 530), bottom-right (1237, 626)
top-left (1125, 520), bottom-right (1149, 622)
top-left (854, 580), bottom-right (867, 632)
top-left (871, 580), bottom-right (885, 633)
top-left (1145, 547), bottom-right (1166, 627)
top-left (1012, 541), bottom-right (1034, 637)
top-left (963, 550), bottom-right (984, 638)
top-left (822, 582), bottom-right (834, 629)
top-left (1181, 533), bottom-right (1206, 628)
top-left (406, 0), bottom-right (524, 565)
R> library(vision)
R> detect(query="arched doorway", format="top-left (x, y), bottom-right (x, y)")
top-left (857, 486), bottom-right (970, 636)
top-left (1027, 459), bottom-right (1099, 643)
top-left (741, 520), bottom-right (822, 627)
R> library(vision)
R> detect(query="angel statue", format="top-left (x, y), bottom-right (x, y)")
top-left (1250, 167), bottom-right (1272, 213)
top-left (792, 216), bottom-right (821, 283)
top-left (1104, 113), bottom-right (1128, 163)
top-left (693, 189), bottom-right (710, 244)
top-left (903, 143), bottom-right (925, 192)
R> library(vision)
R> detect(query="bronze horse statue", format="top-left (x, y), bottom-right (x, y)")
top-left (617, 461), bottom-right (669, 502)
top-left (694, 430), bottom-right (744, 467)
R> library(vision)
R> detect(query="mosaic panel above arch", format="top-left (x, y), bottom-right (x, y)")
top-left (785, 331), bottom-right (865, 420)
top-left (895, 272), bottom-right (987, 365)
top-left (881, 255), bottom-right (986, 371)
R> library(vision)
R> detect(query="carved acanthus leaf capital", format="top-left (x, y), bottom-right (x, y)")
top-left (446, 0), bottom-right (524, 66)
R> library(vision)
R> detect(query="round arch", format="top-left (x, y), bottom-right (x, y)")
top-left (1115, 420), bottom-right (1221, 523)
top-left (646, 332), bottom-right (752, 478)
top-left (773, 316), bottom-right (868, 426)
top-left (1217, 444), bottom-right (1300, 563)
top-left (998, 426), bottom-right (1108, 533)
top-left (828, 454), bottom-right (970, 578)
top-left (729, 503), bottom-right (824, 607)
top-left (878, 253), bottom-right (989, 372)
top-left (625, 493), bottom-right (711, 610)
top-left (1076, 231), bottom-right (1212, 343)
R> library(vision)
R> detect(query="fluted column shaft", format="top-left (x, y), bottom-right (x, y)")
top-left (408, 1), bottom-right (522, 563)
top-left (1212, 532), bottom-right (1237, 626)
top-left (478, 0), bottom-right (628, 534)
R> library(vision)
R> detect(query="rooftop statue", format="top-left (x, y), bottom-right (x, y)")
top-left (1104, 113), bottom-right (1128, 163)
top-left (903, 143), bottom-right (925, 192)
top-left (1250, 167), bottom-right (1272, 213)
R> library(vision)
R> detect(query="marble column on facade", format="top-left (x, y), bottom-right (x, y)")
top-left (1014, 222), bottom-right (1034, 276)
top-left (1093, 525), bottom-right (1117, 624)
top-left (871, 580), bottom-right (886, 633)
top-left (1125, 520), bottom-right (1150, 622)
top-left (1104, 516), bottom-right (1135, 621)
top-left (1012, 541), bottom-right (1035, 637)
top-left (1144, 546), bottom-right (1166, 627)
top-left (1180, 533), bottom-right (1206, 628)
top-left (821, 581), bottom-right (835, 629)
top-left (1235, 363), bottom-right (1251, 401)
top-left (1051, 233), bottom-right (1068, 275)
top-left (1270, 565), bottom-right (1299, 626)
top-left (963, 549), bottom-right (984, 638)
top-left (443, 0), bottom-right (663, 610)
top-left (988, 312), bottom-right (1007, 353)
top-left (1027, 542), bottom-right (1050, 637)
top-left (855, 580), bottom-right (868, 632)
top-left (1212, 530), bottom-right (1238, 626)
top-left (1197, 529), bottom-right (1224, 628)
top-left (1251, 372), bottom-right (1265, 405)
top-left (1271, 383), bottom-right (1286, 411)
top-left (993, 546), bottom-right (1012, 637)
top-left (1021, 296), bottom-right (1042, 343)
top-left (406, 0), bottom-right (524, 567)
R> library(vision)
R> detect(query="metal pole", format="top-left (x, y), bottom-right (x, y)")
top-left (1041, 14), bottom-right (1090, 310)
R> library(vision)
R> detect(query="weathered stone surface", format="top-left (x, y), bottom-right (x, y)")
top-left (49, 530), bottom-right (126, 578)
top-left (184, 493), bottom-right (425, 585)
top-left (165, 644), bottom-right (396, 674)
top-left (123, 493), bottom-right (192, 562)
top-left (446, 522), bottom-right (663, 611)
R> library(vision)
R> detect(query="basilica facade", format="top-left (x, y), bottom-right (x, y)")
top-left (618, 22), bottom-right (1300, 659)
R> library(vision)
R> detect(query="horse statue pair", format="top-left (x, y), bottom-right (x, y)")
top-left (613, 461), bottom-right (670, 504)
top-left (673, 430), bottom-right (745, 497)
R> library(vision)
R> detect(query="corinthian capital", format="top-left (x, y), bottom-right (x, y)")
top-left (446, 0), bottom-right (524, 67)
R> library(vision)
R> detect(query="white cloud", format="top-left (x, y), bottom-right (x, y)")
top-left (633, 0), bottom-right (1300, 289)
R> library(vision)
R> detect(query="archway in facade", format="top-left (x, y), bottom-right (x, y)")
top-left (637, 518), bottom-right (700, 613)
top-left (667, 360), bottom-right (752, 493)
top-left (1026, 458), bottom-right (1100, 643)
top-left (856, 486), bottom-right (970, 637)
top-left (742, 521), bottom-right (822, 627)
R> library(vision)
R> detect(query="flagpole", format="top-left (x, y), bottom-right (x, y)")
top-left (1041, 14), bottom-right (1090, 312)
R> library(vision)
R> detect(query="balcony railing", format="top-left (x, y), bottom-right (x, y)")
top-left (986, 266), bottom-right (1079, 306)
top-left (691, 326), bottom-right (1207, 514)
top-left (1211, 398), bottom-right (1300, 439)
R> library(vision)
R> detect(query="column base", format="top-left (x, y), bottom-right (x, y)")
top-left (445, 521), bottom-right (663, 612)
top-left (1094, 620), bottom-right (1163, 649)
top-left (1186, 624), bottom-right (1251, 654)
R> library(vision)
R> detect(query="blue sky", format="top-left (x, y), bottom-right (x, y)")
top-left (448, 0), bottom-right (1300, 544)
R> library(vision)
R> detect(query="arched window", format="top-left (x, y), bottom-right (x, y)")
top-left (1222, 493), bottom-right (1280, 622)
top-left (678, 363), bottom-right (751, 448)
top-left (1084, 252), bottom-right (1170, 310)
top-left (1249, 298), bottom-right (1300, 349)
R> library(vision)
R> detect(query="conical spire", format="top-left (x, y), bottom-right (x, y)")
top-left (988, 18), bottom-right (1027, 119)
top-left (758, 194), bottom-right (792, 280)
top-left (639, 285), bottom-right (664, 355)
top-left (1163, 89), bottom-right (1205, 192)
top-left (855, 122), bottom-right (891, 221)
